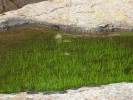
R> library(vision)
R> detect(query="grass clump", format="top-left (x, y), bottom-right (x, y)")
top-left (0, 28), bottom-right (133, 93)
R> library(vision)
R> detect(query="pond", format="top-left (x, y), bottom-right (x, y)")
top-left (0, 27), bottom-right (133, 93)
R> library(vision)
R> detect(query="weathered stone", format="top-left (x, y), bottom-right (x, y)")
top-left (0, 83), bottom-right (133, 100)
top-left (0, 0), bottom-right (46, 13)
top-left (0, 0), bottom-right (133, 34)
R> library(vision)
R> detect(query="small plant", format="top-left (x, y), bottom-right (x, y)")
top-left (55, 33), bottom-right (62, 43)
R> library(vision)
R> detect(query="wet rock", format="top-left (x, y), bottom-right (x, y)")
top-left (0, 83), bottom-right (133, 100)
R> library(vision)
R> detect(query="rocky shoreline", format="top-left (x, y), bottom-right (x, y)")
top-left (0, 16), bottom-right (133, 35)
top-left (0, 83), bottom-right (133, 100)
top-left (0, 0), bottom-right (133, 34)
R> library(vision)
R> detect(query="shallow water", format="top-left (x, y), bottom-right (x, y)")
top-left (0, 27), bottom-right (133, 93)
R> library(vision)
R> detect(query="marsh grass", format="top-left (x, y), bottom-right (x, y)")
top-left (0, 28), bottom-right (133, 93)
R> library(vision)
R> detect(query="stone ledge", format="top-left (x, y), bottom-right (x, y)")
top-left (0, 0), bottom-right (133, 34)
top-left (0, 83), bottom-right (133, 100)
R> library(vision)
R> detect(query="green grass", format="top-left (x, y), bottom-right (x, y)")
top-left (0, 28), bottom-right (133, 93)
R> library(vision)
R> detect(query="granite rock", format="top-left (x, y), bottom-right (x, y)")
top-left (0, 83), bottom-right (133, 100)
top-left (0, 0), bottom-right (133, 34)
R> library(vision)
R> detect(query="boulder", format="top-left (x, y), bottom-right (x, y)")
top-left (0, 0), bottom-right (18, 13)
top-left (0, 0), bottom-right (133, 34)
top-left (0, 0), bottom-right (45, 13)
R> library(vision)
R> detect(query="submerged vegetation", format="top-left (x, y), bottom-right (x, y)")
top-left (0, 28), bottom-right (133, 93)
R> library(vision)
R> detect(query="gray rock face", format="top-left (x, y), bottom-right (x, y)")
top-left (0, 83), bottom-right (133, 100)
top-left (0, 0), bottom-right (133, 34)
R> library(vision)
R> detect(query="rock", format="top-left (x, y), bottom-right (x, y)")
top-left (0, 0), bottom-right (18, 13)
top-left (0, 0), bottom-right (46, 13)
top-left (0, 83), bottom-right (133, 100)
top-left (12, 0), bottom-right (47, 7)
top-left (0, 0), bottom-right (133, 34)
